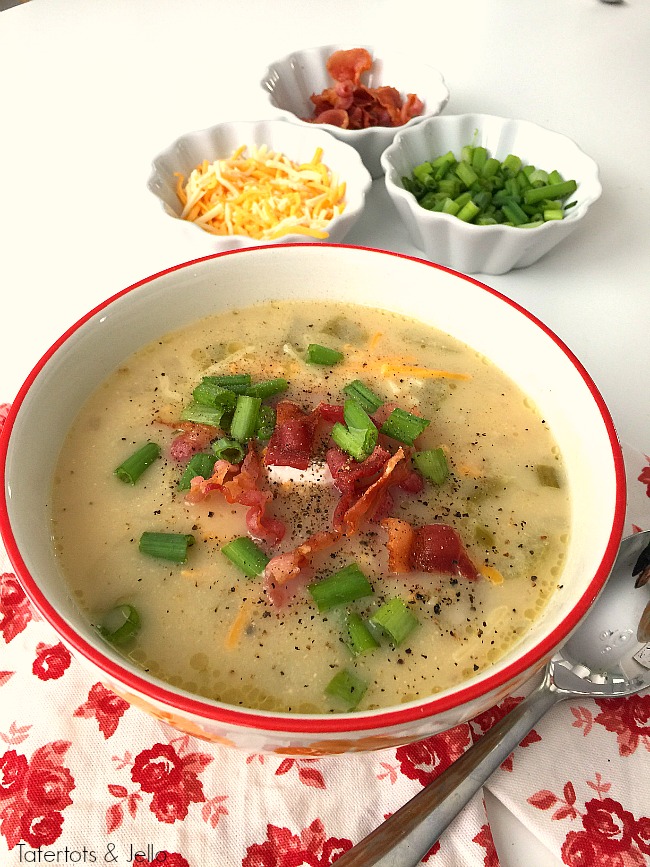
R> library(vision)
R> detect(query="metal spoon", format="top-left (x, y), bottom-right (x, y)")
top-left (335, 530), bottom-right (650, 867)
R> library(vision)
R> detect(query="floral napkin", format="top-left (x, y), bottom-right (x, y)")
top-left (1, 397), bottom-right (648, 867)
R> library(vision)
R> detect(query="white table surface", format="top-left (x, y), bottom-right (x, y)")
top-left (1, 1), bottom-right (648, 864)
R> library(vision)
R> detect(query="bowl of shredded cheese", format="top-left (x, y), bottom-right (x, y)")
top-left (147, 119), bottom-right (372, 250)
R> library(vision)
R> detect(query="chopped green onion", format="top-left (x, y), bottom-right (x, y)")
top-left (331, 399), bottom-right (378, 462)
top-left (380, 408), bottom-right (430, 446)
top-left (139, 532), bottom-right (195, 563)
top-left (403, 145), bottom-right (578, 226)
top-left (523, 179), bottom-right (577, 206)
top-left (229, 394), bottom-right (262, 442)
top-left (369, 597), bottom-right (419, 646)
top-left (245, 378), bottom-right (289, 399)
top-left (114, 442), bottom-right (161, 484)
top-left (475, 524), bottom-right (495, 547)
top-left (255, 405), bottom-right (276, 441)
top-left (221, 536), bottom-right (269, 577)
top-left (457, 199), bottom-right (481, 222)
top-left (342, 380), bottom-right (383, 414)
top-left (331, 423), bottom-right (367, 462)
top-left (345, 611), bottom-right (379, 656)
top-left (325, 668), bottom-right (368, 710)
top-left (191, 379), bottom-right (237, 410)
top-left (413, 448), bottom-right (449, 485)
top-left (202, 373), bottom-right (251, 394)
top-left (306, 343), bottom-right (344, 365)
top-left (178, 452), bottom-right (218, 490)
top-left (212, 437), bottom-right (246, 463)
top-left (180, 401), bottom-right (227, 427)
top-left (455, 160), bottom-right (478, 188)
top-left (98, 603), bottom-right (140, 646)
top-left (501, 153), bottom-right (522, 176)
top-left (536, 463), bottom-right (562, 488)
top-left (308, 562), bottom-right (374, 612)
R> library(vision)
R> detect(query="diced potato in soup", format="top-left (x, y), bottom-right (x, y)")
top-left (51, 300), bottom-right (570, 714)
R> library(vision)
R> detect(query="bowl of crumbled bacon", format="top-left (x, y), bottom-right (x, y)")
top-left (147, 118), bottom-right (372, 250)
top-left (261, 45), bottom-right (449, 178)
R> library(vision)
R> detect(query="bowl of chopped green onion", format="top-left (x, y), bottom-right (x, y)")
top-left (381, 113), bottom-right (602, 274)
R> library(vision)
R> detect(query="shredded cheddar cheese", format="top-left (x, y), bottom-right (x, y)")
top-left (175, 145), bottom-right (346, 240)
top-left (224, 599), bottom-right (254, 650)
top-left (481, 565), bottom-right (505, 585)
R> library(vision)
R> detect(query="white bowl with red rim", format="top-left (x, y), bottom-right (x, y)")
top-left (0, 245), bottom-right (625, 754)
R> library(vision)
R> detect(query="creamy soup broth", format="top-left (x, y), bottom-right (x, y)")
top-left (51, 300), bottom-right (570, 713)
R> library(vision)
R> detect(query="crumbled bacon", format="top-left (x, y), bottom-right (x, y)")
top-left (382, 519), bottom-right (480, 581)
top-left (186, 443), bottom-right (285, 545)
top-left (304, 48), bottom-right (424, 130)
top-left (381, 517), bottom-right (416, 573)
top-left (340, 448), bottom-right (407, 536)
top-left (163, 421), bottom-right (217, 463)
top-left (263, 400), bottom-right (320, 470)
top-left (327, 47), bottom-right (372, 86)
top-left (263, 530), bottom-right (342, 607)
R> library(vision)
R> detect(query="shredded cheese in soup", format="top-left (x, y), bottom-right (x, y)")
top-left (51, 300), bottom-right (570, 714)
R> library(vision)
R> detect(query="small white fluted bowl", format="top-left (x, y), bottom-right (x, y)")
top-left (261, 44), bottom-right (449, 178)
top-left (381, 113), bottom-right (602, 275)
top-left (147, 119), bottom-right (372, 250)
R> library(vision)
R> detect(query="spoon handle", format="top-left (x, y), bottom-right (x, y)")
top-left (335, 677), bottom-right (561, 867)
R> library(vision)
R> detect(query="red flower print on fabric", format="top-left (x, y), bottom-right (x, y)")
top-left (136, 854), bottom-right (189, 867)
top-left (0, 573), bottom-right (33, 644)
top-left (73, 682), bottom-right (130, 738)
top-left (32, 641), bottom-right (71, 680)
top-left (275, 757), bottom-right (326, 790)
top-left (638, 456), bottom-right (650, 497)
top-left (469, 696), bottom-right (542, 771)
top-left (102, 739), bottom-right (212, 828)
top-left (473, 823), bottom-right (500, 867)
top-left (528, 775), bottom-right (649, 866)
top-left (591, 694), bottom-right (650, 757)
top-left (582, 797), bottom-right (636, 851)
top-left (395, 724), bottom-right (471, 786)
top-left (0, 740), bottom-right (75, 849)
top-left (130, 742), bottom-right (210, 823)
top-left (242, 819), bottom-right (353, 867)
top-left (0, 403), bottom-right (10, 436)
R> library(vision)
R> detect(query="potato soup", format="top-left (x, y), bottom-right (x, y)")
top-left (50, 300), bottom-right (570, 714)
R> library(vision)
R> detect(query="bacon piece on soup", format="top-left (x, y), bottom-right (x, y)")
top-left (411, 523), bottom-right (480, 581)
top-left (227, 446), bottom-right (286, 544)
top-left (263, 529), bottom-right (342, 607)
top-left (381, 517), bottom-right (416, 573)
top-left (186, 444), bottom-right (285, 545)
top-left (264, 400), bottom-right (320, 470)
top-left (315, 402), bottom-right (346, 425)
top-left (342, 448), bottom-right (407, 535)
top-left (382, 519), bottom-right (479, 580)
top-left (167, 422), bottom-right (217, 463)
top-left (185, 458), bottom-right (240, 502)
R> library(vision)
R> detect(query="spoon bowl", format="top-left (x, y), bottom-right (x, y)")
top-left (335, 530), bottom-right (650, 867)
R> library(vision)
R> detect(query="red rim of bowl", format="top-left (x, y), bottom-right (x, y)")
top-left (0, 244), bottom-right (628, 735)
